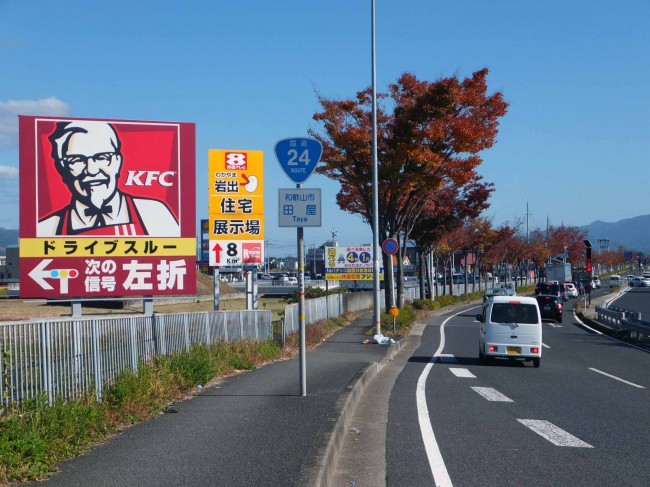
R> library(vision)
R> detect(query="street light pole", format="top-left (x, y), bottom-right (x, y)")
top-left (370, 0), bottom-right (382, 336)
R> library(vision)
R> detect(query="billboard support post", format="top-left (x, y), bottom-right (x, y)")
top-left (213, 268), bottom-right (220, 311)
top-left (143, 296), bottom-right (153, 316)
top-left (71, 300), bottom-right (81, 318)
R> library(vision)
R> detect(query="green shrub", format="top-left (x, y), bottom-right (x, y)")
top-left (167, 344), bottom-right (215, 387)
top-left (412, 299), bottom-right (436, 310)
top-left (381, 305), bottom-right (417, 336)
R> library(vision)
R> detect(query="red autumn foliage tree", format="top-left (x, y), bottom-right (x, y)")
top-left (311, 68), bottom-right (507, 308)
top-left (410, 181), bottom-right (493, 297)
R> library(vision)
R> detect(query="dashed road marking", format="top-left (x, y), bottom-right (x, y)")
top-left (471, 386), bottom-right (513, 402)
top-left (449, 368), bottom-right (476, 378)
top-left (437, 354), bottom-right (457, 363)
top-left (589, 368), bottom-right (645, 389)
top-left (517, 419), bottom-right (593, 447)
top-left (542, 343), bottom-right (551, 349)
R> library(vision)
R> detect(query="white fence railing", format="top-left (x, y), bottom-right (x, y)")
top-left (0, 310), bottom-right (271, 408)
top-left (283, 286), bottom-right (422, 335)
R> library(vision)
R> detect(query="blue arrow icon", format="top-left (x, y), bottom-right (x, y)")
top-left (274, 137), bottom-right (323, 184)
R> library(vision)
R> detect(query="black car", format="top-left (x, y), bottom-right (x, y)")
top-left (535, 294), bottom-right (563, 323)
top-left (534, 283), bottom-right (564, 301)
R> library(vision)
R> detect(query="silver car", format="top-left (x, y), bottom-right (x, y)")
top-left (563, 282), bottom-right (579, 298)
top-left (630, 277), bottom-right (650, 287)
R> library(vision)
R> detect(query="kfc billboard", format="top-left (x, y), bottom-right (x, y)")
top-left (19, 116), bottom-right (196, 298)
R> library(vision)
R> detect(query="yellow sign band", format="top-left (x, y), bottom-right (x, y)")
top-left (20, 238), bottom-right (196, 258)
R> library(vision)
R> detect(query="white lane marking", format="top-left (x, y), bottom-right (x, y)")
top-left (417, 307), bottom-right (477, 487)
top-left (471, 386), bottom-right (514, 402)
top-left (574, 311), bottom-right (650, 353)
top-left (588, 368), bottom-right (645, 389)
top-left (438, 354), bottom-right (457, 363)
top-left (517, 419), bottom-right (593, 448)
top-left (449, 368), bottom-right (476, 378)
top-left (546, 323), bottom-right (562, 328)
top-left (542, 343), bottom-right (551, 349)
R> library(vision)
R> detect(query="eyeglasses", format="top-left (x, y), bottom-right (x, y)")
top-left (60, 152), bottom-right (118, 170)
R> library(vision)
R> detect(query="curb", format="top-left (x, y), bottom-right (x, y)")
top-left (309, 331), bottom-right (411, 487)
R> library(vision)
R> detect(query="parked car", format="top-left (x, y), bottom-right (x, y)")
top-left (273, 274), bottom-right (289, 283)
top-left (535, 294), bottom-right (563, 323)
top-left (259, 274), bottom-right (274, 280)
top-left (592, 277), bottom-right (601, 288)
top-left (287, 276), bottom-right (298, 285)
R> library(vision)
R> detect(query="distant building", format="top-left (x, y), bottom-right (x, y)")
top-left (0, 245), bottom-right (20, 296)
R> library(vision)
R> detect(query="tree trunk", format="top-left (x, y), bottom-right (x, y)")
top-left (418, 247), bottom-right (426, 299)
top-left (463, 251), bottom-right (469, 295)
top-left (396, 235), bottom-right (406, 308)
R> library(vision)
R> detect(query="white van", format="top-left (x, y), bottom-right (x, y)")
top-left (609, 275), bottom-right (621, 287)
top-left (477, 296), bottom-right (542, 367)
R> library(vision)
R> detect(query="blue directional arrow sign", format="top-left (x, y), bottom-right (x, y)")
top-left (274, 137), bottom-right (323, 184)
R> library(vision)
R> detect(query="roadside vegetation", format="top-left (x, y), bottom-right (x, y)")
top-left (0, 314), bottom-right (349, 485)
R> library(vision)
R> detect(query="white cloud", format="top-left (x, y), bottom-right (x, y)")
top-left (0, 97), bottom-right (70, 148)
top-left (0, 165), bottom-right (19, 178)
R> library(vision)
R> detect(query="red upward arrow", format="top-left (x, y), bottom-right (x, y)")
top-left (212, 242), bottom-right (223, 264)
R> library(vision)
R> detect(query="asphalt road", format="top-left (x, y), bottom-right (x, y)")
top-left (382, 297), bottom-right (650, 486)
top-left (610, 286), bottom-right (650, 317)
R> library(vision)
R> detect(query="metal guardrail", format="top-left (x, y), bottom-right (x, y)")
top-left (595, 305), bottom-right (650, 340)
top-left (620, 318), bottom-right (650, 338)
top-left (595, 306), bottom-right (626, 329)
top-left (0, 309), bottom-right (271, 408)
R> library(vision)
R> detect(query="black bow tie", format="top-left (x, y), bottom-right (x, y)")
top-left (84, 205), bottom-right (112, 228)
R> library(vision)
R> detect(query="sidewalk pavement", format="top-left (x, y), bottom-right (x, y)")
top-left (29, 311), bottom-right (402, 487)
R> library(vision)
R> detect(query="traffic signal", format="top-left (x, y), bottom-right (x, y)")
top-left (586, 247), bottom-right (592, 273)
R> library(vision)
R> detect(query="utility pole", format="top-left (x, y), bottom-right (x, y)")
top-left (526, 200), bottom-right (530, 244)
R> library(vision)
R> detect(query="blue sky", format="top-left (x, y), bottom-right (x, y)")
top-left (1, 0), bottom-right (648, 257)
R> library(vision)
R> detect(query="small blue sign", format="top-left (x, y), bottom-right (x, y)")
top-left (275, 137), bottom-right (323, 184)
top-left (382, 238), bottom-right (399, 255)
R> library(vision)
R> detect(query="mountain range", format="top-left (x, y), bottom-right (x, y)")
top-left (0, 228), bottom-right (18, 253)
top-left (1, 214), bottom-right (649, 254)
top-left (580, 214), bottom-right (650, 253)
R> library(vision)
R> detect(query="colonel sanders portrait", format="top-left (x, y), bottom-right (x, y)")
top-left (37, 121), bottom-right (180, 236)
